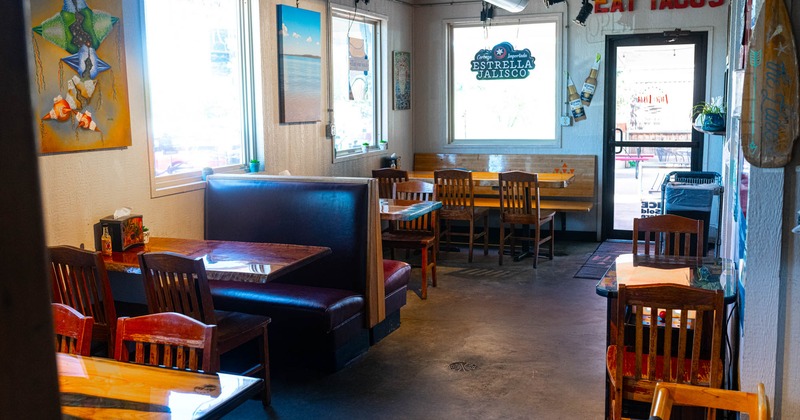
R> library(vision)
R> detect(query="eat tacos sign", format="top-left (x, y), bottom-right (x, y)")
top-left (470, 42), bottom-right (536, 80)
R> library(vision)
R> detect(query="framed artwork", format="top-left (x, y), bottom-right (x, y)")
top-left (277, 5), bottom-right (322, 123)
top-left (30, 0), bottom-right (131, 153)
top-left (393, 51), bottom-right (411, 110)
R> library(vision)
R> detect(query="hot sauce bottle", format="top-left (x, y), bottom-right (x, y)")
top-left (101, 225), bottom-right (112, 256)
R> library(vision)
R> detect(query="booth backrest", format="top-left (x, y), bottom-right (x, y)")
top-left (205, 175), bottom-right (372, 294)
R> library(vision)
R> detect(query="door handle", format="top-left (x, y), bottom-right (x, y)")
top-left (614, 128), bottom-right (624, 154)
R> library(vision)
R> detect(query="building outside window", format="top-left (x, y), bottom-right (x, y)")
top-left (448, 16), bottom-right (562, 145)
top-left (142, 0), bottom-right (257, 196)
top-left (331, 10), bottom-right (384, 157)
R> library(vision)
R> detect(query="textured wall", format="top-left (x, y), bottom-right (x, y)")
top-left (37, 0), bottom-right (206, 248)
top-left (260, 0), bottom-right (414, 178)
top-left (36, 0), bottom-right (413, 248)
top-left (411, 2), bottom-right (729, 233)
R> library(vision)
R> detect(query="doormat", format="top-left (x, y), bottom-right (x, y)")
top-left (573, 241), bottom-right (632, 280)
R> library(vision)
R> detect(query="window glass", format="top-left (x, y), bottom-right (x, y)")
top-left (143, 0), bottom-right (254, 194)
top-left (331, 12), bottom-right (381, 156)
top-left (449, 17), bottom-right (560, 144)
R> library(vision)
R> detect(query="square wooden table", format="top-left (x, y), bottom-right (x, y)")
top-left (57, 352), bottom-right (261, 419)
top-left (379, 199), bottom-right (442, 221)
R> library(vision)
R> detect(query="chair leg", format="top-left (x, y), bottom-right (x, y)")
top-left (533, 223), bottom-right (540, 269)
top-left (498, 222), bottom-right (505, 266)
top-left (482, 213), bottom-right (489, 256)
top-left (445, 220), bottom-right (452, 253)
top-left (549, 219), bottom-right (555, 260)
top-left (420, 246), bottom-right (428, 299)
top-left (468, 219), bottom-right (475, 262)
top-left (260, 325), bottom-right (271, 406)
top-left (430, 244), bottom-right (437, 288)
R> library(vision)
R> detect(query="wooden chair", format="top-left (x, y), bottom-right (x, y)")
top-left (49, 245), bottom-right (117, 356)
top-left (372, 168), bottom-right (409, 199)
top-left (433, 169), bottom-right (489, 262)
top-left (52, 303), bottom-right (94, 356)
top-left (497, 171), bottom-right (556, 268)
top-left (607, 284), bottom-right (724, 420)
top-left (649, 382), bottom-right (770, 420)
top-left (633, 214), bottom-right (704, 258)
top-left (138, 251), bottom-right (272, 405)
top-left (114, 312), bottom-right (217, 373)
top-left (381, 180), bottom-right (437, 299)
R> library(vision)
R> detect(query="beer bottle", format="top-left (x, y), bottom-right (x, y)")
top-left (568, 74), bottom-right (586, 122)
top-left (581, 54), bottom-right (601, 106)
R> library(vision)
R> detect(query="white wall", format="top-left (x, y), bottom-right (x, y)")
top-left (411, 1), bottom-right (729, 233)
top-left (36, 0), bottom-right (413, 248)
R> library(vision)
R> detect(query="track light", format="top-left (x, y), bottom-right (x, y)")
top-left (543, 0), bottom-right (566, 7)
top-left (573, 0), bottom-right (593, 26)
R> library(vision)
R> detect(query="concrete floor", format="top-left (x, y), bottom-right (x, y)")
top-left (226, 240), bottom-right (607, 420)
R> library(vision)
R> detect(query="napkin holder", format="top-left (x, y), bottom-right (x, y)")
top-left (94, 214), bottom-right (144, 252)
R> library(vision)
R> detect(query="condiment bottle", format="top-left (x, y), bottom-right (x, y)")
top-left (568, 75), bottom-right (586, 122)
top-left (581, 54), bottom-right (601, 106)
top-left (101, 225), bottom-right (112, 256)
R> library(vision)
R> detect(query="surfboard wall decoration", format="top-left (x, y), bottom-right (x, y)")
top-left (741, 0), bottom-right (799, 168)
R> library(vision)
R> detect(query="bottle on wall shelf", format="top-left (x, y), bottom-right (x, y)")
top-left (581, 53), bottom-right (601, 106)
top-left (101, 225), bottom-right (112, 256)
top-left (567, 74), bottom-right (587, 122)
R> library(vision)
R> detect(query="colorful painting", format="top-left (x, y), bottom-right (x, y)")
top-left (30, 0), bottom-right (131, 153)
top-left (277, 5), bottom-right (321, 123)
top-left (393, 51), bottom-right (411, 110)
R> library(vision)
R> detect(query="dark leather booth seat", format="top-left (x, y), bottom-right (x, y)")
top-left (205, 174), bottom-right (410, 371)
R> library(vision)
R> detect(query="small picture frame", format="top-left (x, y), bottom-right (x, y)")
top-left (393, 51), bottom-right (411, 110)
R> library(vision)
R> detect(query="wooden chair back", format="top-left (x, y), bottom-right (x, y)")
top-left (49, 245), bottom-right (117, 355)
top-left (609, 284), bottom-right (724, 419)
top-left (498, 171), bottom-right (542, 222)
top-left (633, 214), bottom-right (704, 257)
top-left (393, 180), bottom-right (436, 232)
top-left (138, 252), bottom-right (217, 324)
top-left (649, 382), bottom-right (770, 420)
top-left (114, 312), bottom-right (218, 373)
top-left (434, 169), bottom-right (476, 220)
top-left (52, 303), bottom-right (94, 356)
top-left (372, 168), bottom-right (409, 199)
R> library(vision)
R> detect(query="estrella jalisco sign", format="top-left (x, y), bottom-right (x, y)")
top-left (470, 42), bottom-right (536, 80)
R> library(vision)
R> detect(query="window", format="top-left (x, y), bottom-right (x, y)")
top-left (448, 15), bottom-right (562, 145)
top-left (142, 0), bottom-right (257, 196)
top-left (331, 9), bottom-right (384, 158)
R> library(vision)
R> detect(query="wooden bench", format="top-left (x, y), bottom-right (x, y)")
top-left (414, 153), bottom-right (596, 230)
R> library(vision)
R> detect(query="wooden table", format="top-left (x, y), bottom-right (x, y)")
top-left (57, 352), bottom-right (261, 419)
top-left (595, 253), bottom-right (738, 418)
top-left (379, 199), bottom-right (442, 221)
top-left (595, 254), bottom-right (737, 301)
top-left (103, 237), bottom-right (332, 284)
top-left (407, 170), bottom-right (575, 188)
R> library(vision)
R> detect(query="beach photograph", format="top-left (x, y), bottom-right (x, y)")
top-left (277, 5), bottom-right (322, 123)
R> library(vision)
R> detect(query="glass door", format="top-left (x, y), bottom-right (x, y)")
top-left (602, 32), bottom-right (707, 240)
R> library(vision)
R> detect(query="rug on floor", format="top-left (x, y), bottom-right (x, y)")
top-left (573, 241), bottom-right (631, 280)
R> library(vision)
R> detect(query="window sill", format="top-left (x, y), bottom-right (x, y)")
top-left (333, 148), bottom-right (390, 163)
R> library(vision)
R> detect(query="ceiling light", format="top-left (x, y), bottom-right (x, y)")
top-left (483, 0), bottom-right (529, 13)
top-left (573, 0), bottom-right (593, 26)
top-left (543, 0), bottom-right (566, 7)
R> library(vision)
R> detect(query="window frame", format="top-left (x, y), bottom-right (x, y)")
top-left (330, 7), bottom-right (387, 162)
top-left (446, 13), bottom-right (565, 147)
top-left (140, 0), bottom-right (261, 197)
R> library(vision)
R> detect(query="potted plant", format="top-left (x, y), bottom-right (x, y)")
top-left (361, 142), bottom-right (370, 153)
top-left (691, 96), bottom-right (726, 132)
top-left (378, 140), bottom-right (388, 150)
top-left (249, 159), bottom-right (260, 173)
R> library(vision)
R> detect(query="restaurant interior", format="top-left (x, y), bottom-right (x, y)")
top-left (3, 0), bottom-right (800, 418)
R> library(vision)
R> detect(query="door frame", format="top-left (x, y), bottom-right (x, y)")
top-left (601, 31), bottom-right (708, 241)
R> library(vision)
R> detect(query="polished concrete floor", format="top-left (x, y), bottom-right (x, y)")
top-left (226, 240), bottom-right (608, 420)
